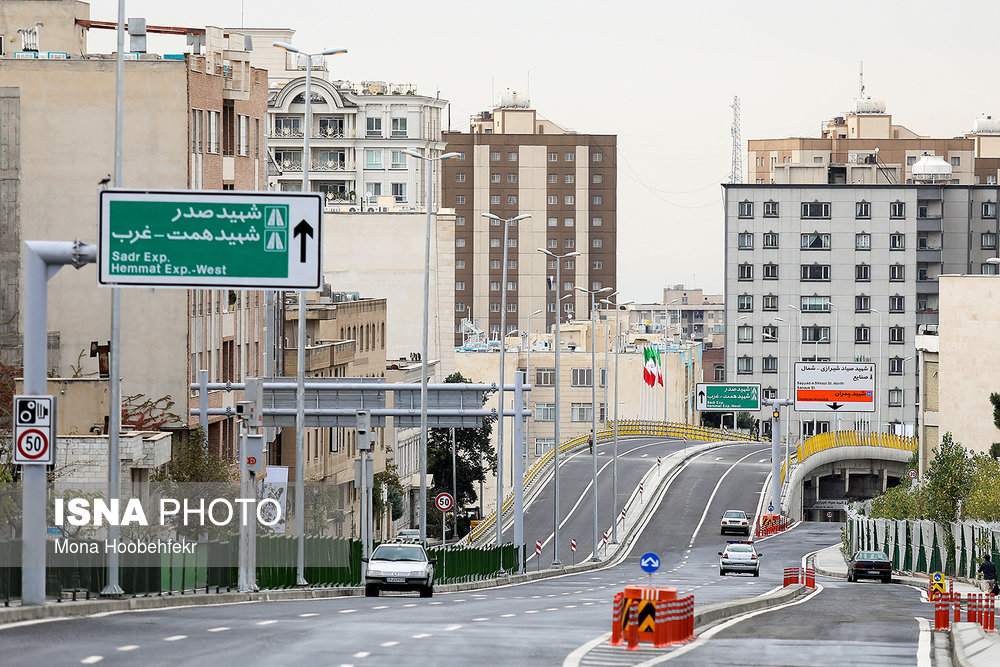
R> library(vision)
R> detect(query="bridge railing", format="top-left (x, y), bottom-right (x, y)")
top-left (781, 430), bottom-right (918, 483)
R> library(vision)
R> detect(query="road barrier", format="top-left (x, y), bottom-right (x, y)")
top-left (933, 588), bottom-right (996, 632)
top-left (610, 585), bottom-right (695, 650)
top-left (755, 514), bottom-right (791, 538)
top-left (782, 567), bottom-right (816, 589)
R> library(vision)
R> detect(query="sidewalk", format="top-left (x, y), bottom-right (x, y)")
top-left (813, 544), bottom-right (999, 667)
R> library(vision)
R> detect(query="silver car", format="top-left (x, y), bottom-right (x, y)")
top-left (364, 542), bottom-right (436, 597)
top-left (719, 541), bottom-right (761, 577)
top-left (720, 509), bottom-right (751, 536)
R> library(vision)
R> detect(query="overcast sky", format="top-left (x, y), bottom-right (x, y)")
top-left (86, 0), bottom-right (1000, 301)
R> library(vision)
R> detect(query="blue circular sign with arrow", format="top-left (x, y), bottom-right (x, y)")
top-left (639, 552), bottom-right (660, 573)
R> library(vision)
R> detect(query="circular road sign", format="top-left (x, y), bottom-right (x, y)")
top-left (16, 428), bottom-right (49, 461)
top-left (434, 492), bottom-right (454, 512)
top-left (639, 552), bottom-right (660, 574)
top-left (907, 469), bottom-right (917, 480)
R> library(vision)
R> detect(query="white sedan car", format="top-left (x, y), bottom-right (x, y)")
top-left (720, 509), bottom-right (751, 536)
top-left (364, 542), bottom-right (436, 597)
top-left (719, 541), bottom-right (761, 577)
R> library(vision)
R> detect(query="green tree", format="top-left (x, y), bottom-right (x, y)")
top-left (426, 372), bottom-right (497, 513)
top-left (151, 427), bottom-right (234, 484)
top-left (965, 453), bottom-right (1000, 520)
top-left (990, 392), bottom-right (1000, 458)
top-left (737, 412), bottom-right (755, 430)
top-left (924, 432), bottom-right (974, 523)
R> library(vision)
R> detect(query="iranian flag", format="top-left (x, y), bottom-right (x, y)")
top-left (643, 347), bottom-right (657, 387)
top-left (653, 348), bottom-right (664, 386)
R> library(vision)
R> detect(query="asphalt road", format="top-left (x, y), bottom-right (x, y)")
top-left (1, 441), bottom-right (911, 667)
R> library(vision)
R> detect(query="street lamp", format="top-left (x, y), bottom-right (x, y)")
top-left (401, 148), bottom-right (463, 544)
top-left (273, 41), bottom-right (347, 584)
top-left (601, 292), bottom-right (619, 425)
top-left (537, 248), bottom-right (580, 565)
top-left (483, 213), bottom-right (531, 547)
top-left (899, 356), bottom-right (913, 435)
top-left (663, 299), bottom-right (678, 423)
top-left (872, 308), bottom-right (884, 435)
top-left (772, 316), bottom-right (791, 466)
top-left (576, 284), bottom-right (612, 560)
top-left (524, 309), bottom-right (544, 474)
top-left (786, 304), bottom-right (803, 444)
top-left (601, 296), bottom-right (632, 543)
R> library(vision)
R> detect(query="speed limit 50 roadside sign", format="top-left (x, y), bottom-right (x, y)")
top-left (13, 395), bottom-right (56, 465)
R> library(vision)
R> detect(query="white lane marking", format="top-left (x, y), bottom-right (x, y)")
top-left (688, 448), bottom-right (768, 548)
top-left (473, 617), bottom-right (489, 622)
top-left (429, 601), bottom-right (443, 605)
top-left (117, 646), bottom-right (139, 652)
top-left (501, 613), bottom-right (516, 617)
top-left (715, 457), bottom-right (723, 461)
top-left (256, 620), bottom-right (278, 626)
top-left (445, 625), bottom-right (462, 632)
top-left (583, 602), bottom-right (594, 606)
top-left (81, 657), bottom-right (103, 665)
top-left (453, 599), bottom-right (466, 602)
top-left (758, 458), bottom-right (768, 463)
top-left (299, 613), bottom-right (319, 618)
top-left (916, 616), bottom-right (931, 667)
top-left (381, 641), bottom-right (399, 647)
top-left (546, 607), bottom-right (559, 611)
top-left (412, 633), bottom-right (432, 639)
top-left (525, 610), bottom-right (539, 614)
top-left (339, 609), bottom-right (358, 614)
top-left (565, 605), bottom-right (577, 608)
top-left (207, 627), bottom-right (230, 632)
top-left (353, 652), bottom-right (371, 659)
top-left (641, 453), bottom-right (649, 458)
top-left (163, 635), bottom-right (187, 642)
top-left (373, 605), bottom-right (388, 610)
top-left (546, 594), bottom-right (556, 598)
top-left (402, 603), bottom-right (417, 608)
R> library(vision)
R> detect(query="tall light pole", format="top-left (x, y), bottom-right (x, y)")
top-left (525, 309), bottom-right (543, 473)
top-left (899, 355), bottom-right (913, 436)
top-left (602, 297), bottom-right (632, 543)
top-left (538, 248), bottom-right (580, 565)
top-left (274, 41), bottom-right (347, 585)
top-left (663, 299), bottom-right (678, 423)
top-left (872, 308), bottom-right (883, 435)
top-left (601, 292), bottom-right (618, 425)
top-left (576, 284), bottom-right (612, 560)
top-left (483, 213), bottom-right (531, 545)
top-left (786, 304), bottom-right (803, 444)
top-left (401, 148), bottom-right (463, 544)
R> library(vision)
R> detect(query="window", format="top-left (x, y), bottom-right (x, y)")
top-left (983, 202), bottom-right (997, 219)
top-left (763, 295), bottom-right (778, 311)
top-left (237, 115), bottom-right (249, 156)
top-left (535, 438), bottom-right (555, 456)
top-left (762, 356), bottom-right (778, 374)
top-left (507, 239), bottom-right (517, 248)
top-left (855, 295), bottom-right (870, 312)
top-left (889, 295), bottom-right (904, 313)
top-left (856, 264), bottom-right (870, 282)
top-left (490, 281), bottom-right (501, 291)
top-left (802, 326), bottom-right (829, 342)
top-left (490, 238), bottom-right (501, 248)
top-left (888, 389), bottom-right (903, 407)
top-left (593, 217), bottom-right (603, 227)
top-left (547, 217), bottom-right (558, 227)
top-left (507, 173), bottom-right (517, 184)
top-left (801, 202), bottom-right (831, 219)
top-left (491, 173), bottom-right (501, 183)
top-left (548, 152), bottom-right (558, 162)
top-left (736, 356), bottom-right (753, 375)
top-left (800, 264), bottom-right (830, 281)
top-left (889, 233), bottom-right (905, 250)
top-left (536, 368), bottom-right (555, 386)
top-left (565, 239), bottom-right (575, 248)
top-left (890, 201), bottom-right (905, 219)
top-left (455, 259), bottom-right (465, 269)
top-left (906, 155), bottom-right (917, 166)
top-left (391, 150), bottom-right (407, 169)
top-left (365, 149), bottom-right (383, 169)
top-left (801, 296), bottom-right (829, 312)
top-left (564, 259), bottom-right (574, 269)
top-left (763, 232), bottom-right (779, 249)
top-left (275, 149), bottom-right (302, 170)
top-left (455, 172), bottom-right (466, 183)
top-left (489, 150), bottom-right (501, 161)
top-left (490, 259), bottom-right (501, 269)
top-left (391, 183), bottom-right (406, 202)
top-left (593, 195), bottom-right (603, 205)
top-left (548, 173), bottom-right (557, 184)
top-left (507, 303), bottom-right (517, 312)
top-left (455, 152), bottom-right (465, 160)
top-left (506, 280), bottom-right (517, 290)
top-left (548, 195), bottom-right (558, 205)
top-left (564, 217), bottom-right (575, 227)
top-left (390, 117), bottom-right (407, 137)
top-left (855, 326), bottom-right (870, 343)
top-left (570, 403), bottom-right (593, 422)
top-left (547, 239), bottom-right (558, 248)
top-left (982, 232), bottom-right (998, 249)
top-left (535, 403), bottom-right (555, 421)
top-left (366, 117), bottom-right (382, 137)
top-left (207, 110), bottom-right (220, 153)
top-left (984, 263), bottom-right (999, 275)
top-left (455, 302), bottom-right (465, 312)
top-left (890, 264), bottom-right (905, 281)
top-left (490, 194), bottom-right (501, 205)
top-left (762, 325), bottom-right (778, 341)
top-left (507, 195), bottom-right (518, 205)
top-left (763, 387), bottom-right (778, 400)
top-left (737, 325), bottom-right (753, 343)
top-left (455, 281), bottom-right (465, 291)
top-left (455, 194), bottom-right (466, 205)
top-left (593, 260), bottom-right (603, 270)
top-left (592, 238), bottom-right (603, 248)
top-left (889, 326), bottom-right (904, 344)
top-left (593, 174), bottom-right (603, 184)
top-left (801, 233), bottom-right (831, 249)
top-left (855, 201), bottom-right (870, 219)
top-left (763, 201), bottom-right (778, 217)
top-left (738, 232), bottom-right (753, 249)
top-left (763, 263), bottom-right (779, 280)
top-left (855, 232), bottom-right (871, 250)
top-left (738, 295), bottom-right (753, 311)
top-left (572, 368), bottom-right (593, 387)
top-left (714, 365), bottom-right (726, 381)
top-left (738, 264), bottom-right (754, 281)
top-left (889, 357), bottom-right (904, 375)
top-left (190, 109), bottom-right (204, 152)
top-left (738, 201), bottom-right (754, 218)
top-left (950, 156), bottom-right (961, 167)
top-left (565, 174), bottom-right (575, 184)
top-left (565, 151), bottom-right (575, 162)
top-left (490, 303), bottom-right (500, 312)
top-left (456, 238), bottom-right (466, 248)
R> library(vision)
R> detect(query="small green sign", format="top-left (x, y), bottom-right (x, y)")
top-left (696, 383), bottom-right (761, 412)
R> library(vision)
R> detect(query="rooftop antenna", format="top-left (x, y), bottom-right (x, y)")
top-left (859, 60), bottom-right (865, 99)
top-left (729, 96), bottom-right (742, 183)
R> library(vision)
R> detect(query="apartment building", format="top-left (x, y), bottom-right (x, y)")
top-left (723, 175), bottom-right (1000, 440)
top-left (442, 96), bottom-right (617, 347)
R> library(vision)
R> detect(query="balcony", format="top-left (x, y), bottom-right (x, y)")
top-left (916, 310), bottom-right (939, 327)
top-left (916, 217), bottom-right (942, 232)
top-left (311, 160), bottom-right (354, 172)
top-left (915, 247), bottom-right (942, 263)
top-left (915, 279), bottom-right (939, 295)
top-left (269, 127), bottom-right (304, 139)
top-left (314, 128), bottom-right (356, 139)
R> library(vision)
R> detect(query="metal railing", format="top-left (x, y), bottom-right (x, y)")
top-left (781, 430), bottom-right (918, 482)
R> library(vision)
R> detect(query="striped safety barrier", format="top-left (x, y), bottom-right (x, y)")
top-left (782, 567), bottom-right (817, 589)
top-left (610, 586), bottom-right (695, 649)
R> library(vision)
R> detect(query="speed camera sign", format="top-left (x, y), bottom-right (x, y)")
top-left (13, 395), bottom-right (56, 465)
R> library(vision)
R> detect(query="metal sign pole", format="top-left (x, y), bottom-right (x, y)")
top-left (512, 371), bottom-right (525, 573)
top-left (238, 424), bottom-right (251, 591)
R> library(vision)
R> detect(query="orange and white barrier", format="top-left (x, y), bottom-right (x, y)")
top-left (782, 567), bottom-right (816, 589)
top-left (933, 588), bottom-right (995, 632)
top-left (609, 585), bottom-right (695, 649)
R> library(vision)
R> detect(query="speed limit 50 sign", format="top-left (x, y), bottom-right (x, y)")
top-left (13, 395), bottom-right (56, 465)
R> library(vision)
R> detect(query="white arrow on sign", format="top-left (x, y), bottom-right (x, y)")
top-left (641, 555), bottom-right (659, 568)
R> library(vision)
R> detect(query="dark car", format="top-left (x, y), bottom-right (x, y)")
top-left (847, 550), bottom-right (892, 583)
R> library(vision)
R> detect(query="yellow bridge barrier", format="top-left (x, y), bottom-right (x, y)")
top-left (780, 430), bottom-right (918, 484)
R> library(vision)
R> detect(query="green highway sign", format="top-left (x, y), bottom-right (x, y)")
top-left (98, 189), bottom-right (322, 288)
top-left (695, 383), bottom-right (761, 412)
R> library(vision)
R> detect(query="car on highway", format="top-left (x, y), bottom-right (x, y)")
top-left (363, 541), bottom-right (436, 598)
top-left (846, 550), bottom-right (892, 583)
top-left (719, 540), bottom-right (761, 576)
top-left (720, 509), bottom-right (751, 536)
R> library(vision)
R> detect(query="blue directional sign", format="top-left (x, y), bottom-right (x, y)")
top-left (640, 552), bottom-right (660, 573)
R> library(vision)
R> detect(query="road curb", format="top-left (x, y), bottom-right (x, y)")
top-left (693, 583), bottom-right (810, 631)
